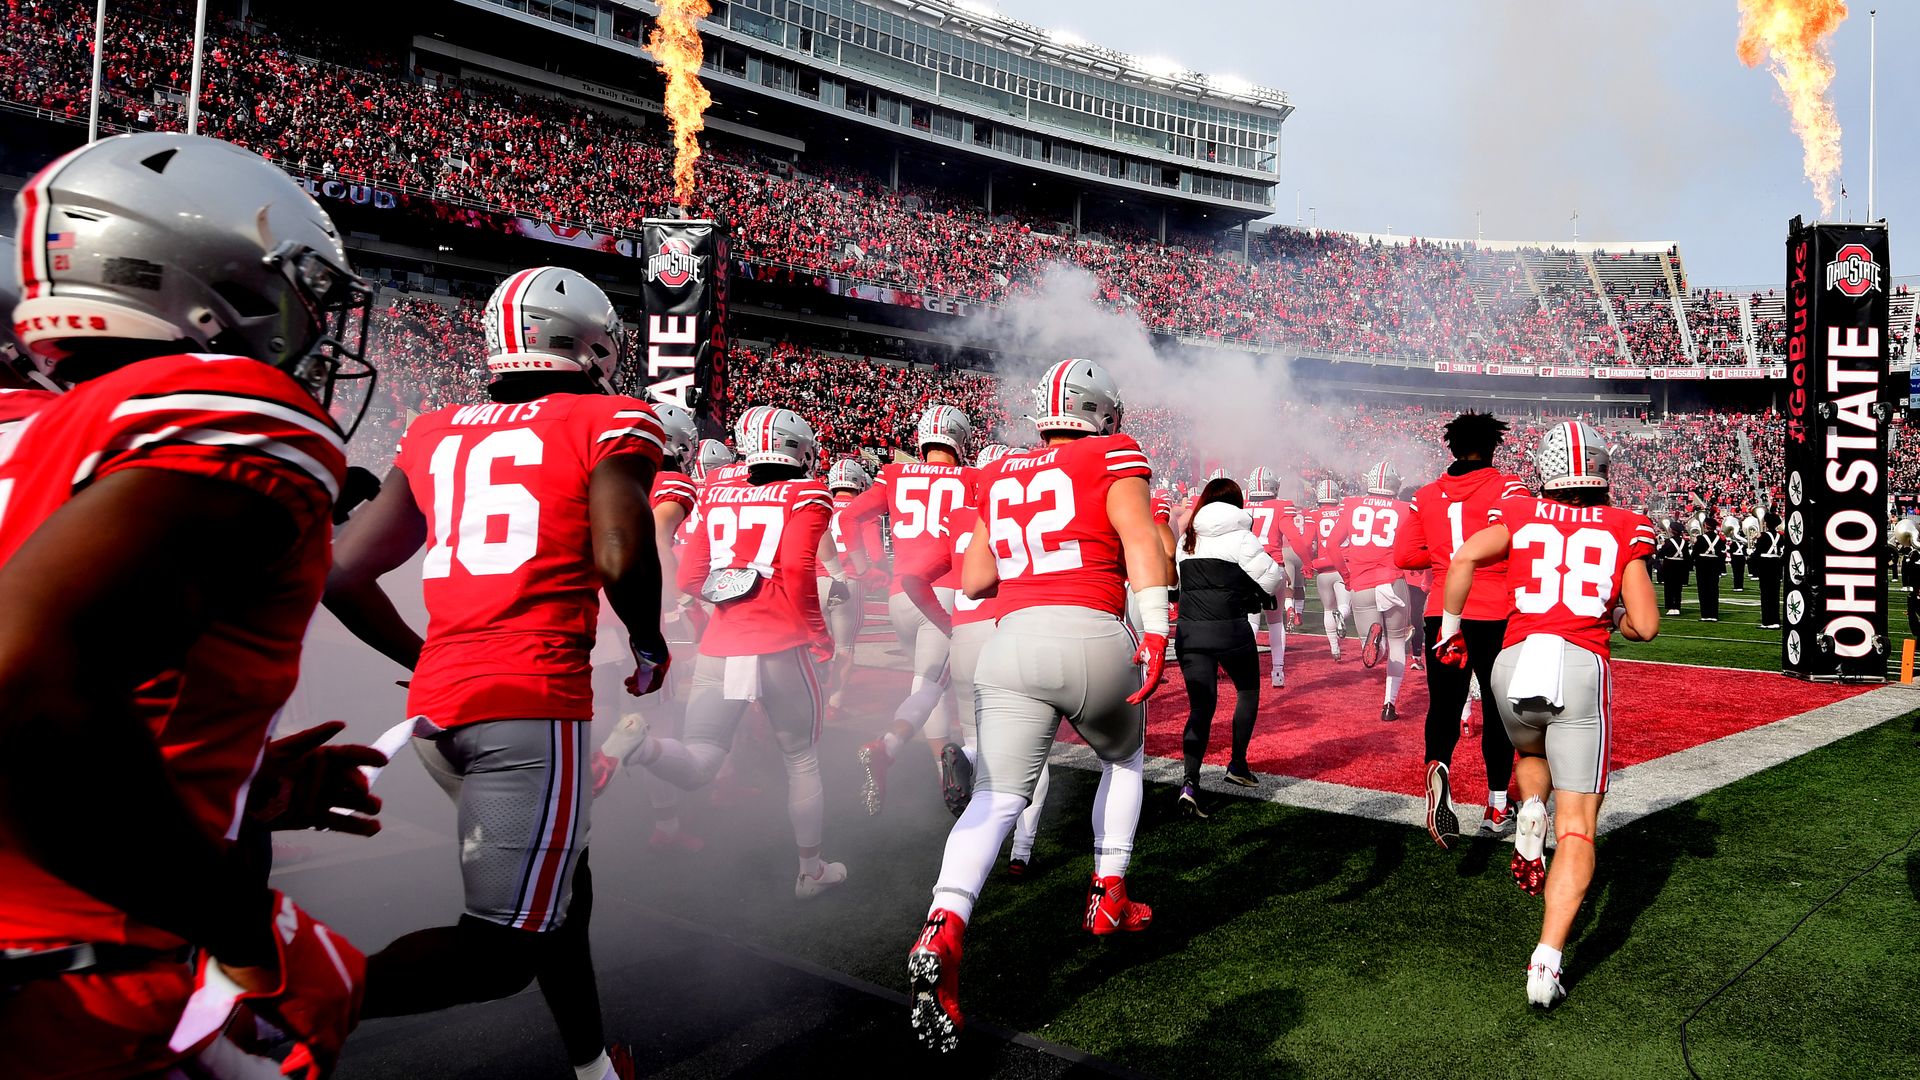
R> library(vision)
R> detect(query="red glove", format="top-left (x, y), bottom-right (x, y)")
top-left (1166, 600), bottom-right (1180, 624)
top-left (248, 721), bottom-right (386, 836)
top-left (1125, 632), bottom-right (1169, 705)
top-left (1435, 634), bottom-right (1470, 669)
top-left (859, 567), bottom-right (889, 593)
top-left (168, 892), bottom-right (366, 1080)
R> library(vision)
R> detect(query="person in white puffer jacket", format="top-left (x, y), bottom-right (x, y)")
top-left (1172, 478), bottom-right (1285, 816)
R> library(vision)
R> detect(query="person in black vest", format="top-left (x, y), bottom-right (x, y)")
top-left (1173, 477), bottom-right (1285, 817)
top-left (1728, 524), bottom-right (1748, 591)
top-left (1752, 513), bottom-right (1784, 629)
top-left (1658, 522), bottom-right (1690, 616)
top-left (1692, 524), bottom-right (1725, 621)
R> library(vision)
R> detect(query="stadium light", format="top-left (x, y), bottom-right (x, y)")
top-left (1208, 74), bottom-right (1254, 96)
top-left (1136, 56), bottom-right (1182, 78)
top-left (956, 0), bottom-right (1000, 20)
top-left (1048, 28), bottom-right (1086, 48)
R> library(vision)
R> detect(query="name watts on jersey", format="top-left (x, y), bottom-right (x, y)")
top-left (448, 400), bottom-right (545, 426)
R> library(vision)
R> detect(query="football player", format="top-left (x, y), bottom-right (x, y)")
top-left (0, 134), bottom-right (376, 1078)
top-left (908, 359), bottom-right (1170, 1053)
top-left (1331, 463), bottom-right (1416, 721)
top-left (623, 408), bottom-right (851, 898)
top-left (1394, 412), bottom-right (1531, 847)
top-left (1244, 466), bottom-right (1311, 687)
top-left (324, 265), bottom-right (668, 1080)
top-left (591, 401), bottom-right (705, 858)
top-left (1437, 421), bottom-right (1659, 1008)
top-left (843, 404), bottom-right (979, 815)
top-left (820, 458), bottom-right (880, 711)
top-left (1308, 480), bottom-right (1354, 657)
top-left (0, 232), bottom-right (60, 428)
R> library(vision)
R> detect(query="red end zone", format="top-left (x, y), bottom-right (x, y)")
top-left (1110, 635), bottom-right (1871, 799)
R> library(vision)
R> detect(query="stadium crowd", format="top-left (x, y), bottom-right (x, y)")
top-left (8, 0), bottom-right (1913, 376)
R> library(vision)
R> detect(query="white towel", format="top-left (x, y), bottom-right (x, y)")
top-left (358, 714), bottom-right (442, 790)
top-left (1374, 582), bottom-right (1406, 612)
top-left (1505, 634), bottom-right (1566, 709)
top-left (723, 654), bottom-right (761, 701)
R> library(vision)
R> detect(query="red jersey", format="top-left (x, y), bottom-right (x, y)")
top-left (652, 469), bottom-right (696, 515)
top-left (394, 394), bottom-right (664, 727)
top-left (0, 385), bottom-right (57, 435)
top-left (678, 478), bottom-right (832, 655)
top-left (1151, 490), bottom-right (1174, 525)
top-left (1497, 497), bottom-right (1657, 658)
top-left (1247, 497), bottom-right (1310, 565)
top-left (0, 355), bottom-right (345, 951)
top-left (845, 461), bottom-right (979, 594)
top-left (827, 490), bottom-right (883, 565)
top-left (683, 461), bottom-right (751, 543)
top-left (978, 434), bottom-right (1151, 618)
top-left (1395, 466), bottom-right (1532, 619)
top-left (1330, 494), bottom-right (1412, 590)
top-left (897, 503), bottom-right (991, 624)
top-left (1308, 505), bottom-right (1344, 571)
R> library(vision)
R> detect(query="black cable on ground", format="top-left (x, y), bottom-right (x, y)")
top-left (1679, 818), bottom-right (1920, 1079)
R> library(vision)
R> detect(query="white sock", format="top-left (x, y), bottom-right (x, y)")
top-left (1324, 610), bottom-right (1341, 648)
top-left (1531, 943), bottom-right (1563, 973)
top-left (799, 852), bottom-right (824, 878)
top-left (1011, 763), bottom-right (1050, 861)
top-left (880, 729), bottom-right (906, 759)
top-left (1490, 790), bottom-right (1509, 811)
top-left (654, 816), bottom-right (680, 836)
top-left (574, 1052), bottom-right (613, 1080)
top-left (1091, 745), bottom-right (1145, 879)
top-left (962, 745), bottom-right (977, 766)
top-left (1384, 674), bottom-right (1402, 703)
top-left (929, 790), bottom-right (1027, 922)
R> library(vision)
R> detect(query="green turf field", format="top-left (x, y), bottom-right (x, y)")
top-left (617, 705), bottom-right (1920, 1079)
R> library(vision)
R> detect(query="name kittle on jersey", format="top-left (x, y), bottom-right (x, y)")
top-left (1523, 500), bottom-right (1610, 525)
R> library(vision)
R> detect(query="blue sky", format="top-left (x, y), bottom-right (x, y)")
top-left (995, 0), bottom-right (1913, 287)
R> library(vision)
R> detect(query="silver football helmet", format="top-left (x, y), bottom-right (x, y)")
top-left (739, 407), bottom-right (818, 474)
top-left (975, 443), bottom-right (1012, 468)
top-left (915, 403), bottom-right (971, 457)
top-left (1245, 466), bottom-right (1279, 500)
top-left (825, 458), bottom-right (872, 493)
top-left (1206, 467), bottom-right (1232, 483)
top-left (10, 133), bottom-right (372, 405)
top-left (1535, 421), bottom-right (1610, 492)
top-left (692, 438), bottom-right (734, 480)
top-left (483, 266), bottom-right (622, 390)
top-left (1363, 461), bottom-right (1400, 497)
top-left (649, 399), bottom-right (698, 473)
top-left (1032, 358), bottom-right (1124, 435)
top-left (1315, 479), bottom-right (1340, 505)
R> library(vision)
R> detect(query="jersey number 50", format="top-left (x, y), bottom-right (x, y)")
top-left (988, 469), bottom-right (1081, 578)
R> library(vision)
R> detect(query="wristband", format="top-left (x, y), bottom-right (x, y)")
top-left (1439, 611), bottom-right (1463, 641)
top-left (1134, 585), bottom-right (1170, 637)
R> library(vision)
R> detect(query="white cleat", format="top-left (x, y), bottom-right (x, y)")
top-left (1526, 961), bottom-right (1567, 1008)
top-left (795, 861), bottom-right (848, 900)
top-left (1271, 669), bottom-right (1285, 688)
top-left (1511, 797), bottom-right (1549, 896)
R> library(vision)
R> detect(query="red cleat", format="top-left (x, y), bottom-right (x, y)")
top-left (857, 737), bottom-right (891, 816)
top-left (1084, 874), bottom-right (1153, 935)
top-left (648, 826), bottom-right (705, 853)
top-left (908, 909), bottom-right (967, 1053)
top-left (590, 750), bottom-right (620, 798)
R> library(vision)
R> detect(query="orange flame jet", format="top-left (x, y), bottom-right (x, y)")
top-left (649, 0), bottom-right (713, 207)
top-left (1737, 0), bottom-right (1848, 218)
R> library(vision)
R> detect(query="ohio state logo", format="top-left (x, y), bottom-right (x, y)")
top-left (1824, 244), bottom-right (1882, 298)
top-left (648, 238), bottom-right (703, 289)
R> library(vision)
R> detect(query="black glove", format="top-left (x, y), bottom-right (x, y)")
top-left (248, 721), bottom-right (386, 836)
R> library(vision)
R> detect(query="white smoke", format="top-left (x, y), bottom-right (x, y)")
top-left (964, 264), bottom-right (1445, 499)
